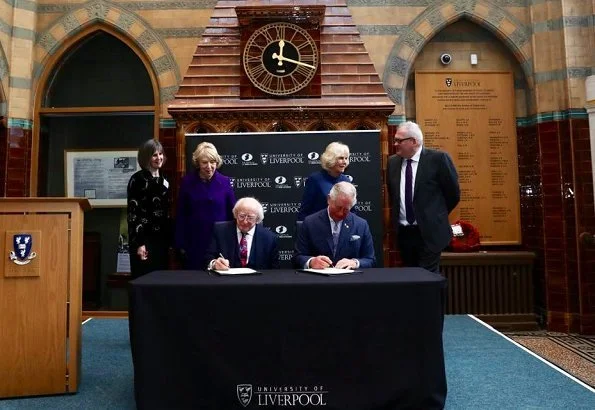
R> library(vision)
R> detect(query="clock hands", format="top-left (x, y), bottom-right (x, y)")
top-left (272, 53), bottom-right (315, 69)
top-left (276, 40), bottom-right (285, 66)
top-left (272, 39), bottom-right (315, 69)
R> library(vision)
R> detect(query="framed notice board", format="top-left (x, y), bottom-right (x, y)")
top-left (65, 149), bottom-right (139, 207)
top-left (415, 71), bottom-right (521, 245)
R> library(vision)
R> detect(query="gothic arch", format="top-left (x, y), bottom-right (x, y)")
top-left (31, 21), bottom-right (164, 195)
top-left (383, 0), bottom-right (533, 112)
top-left (33, 0), bottom-right (180, 103)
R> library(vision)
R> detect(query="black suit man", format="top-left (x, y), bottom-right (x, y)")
top-left (206, 197), bottom-right (279, 270)
top-left (387, 121), bottom-right (460, 273)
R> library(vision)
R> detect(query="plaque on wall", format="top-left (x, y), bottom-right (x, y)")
top-left (64, 149), bottom-right (140, 207)
top-left (415, 72), bottom-right (521, 245)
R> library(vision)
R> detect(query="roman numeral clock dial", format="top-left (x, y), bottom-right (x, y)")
top-left (243, 22), bottom-right (319, 96)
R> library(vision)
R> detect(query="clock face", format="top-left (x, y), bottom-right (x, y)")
top-left (243, 22), bottom-right (319, 96)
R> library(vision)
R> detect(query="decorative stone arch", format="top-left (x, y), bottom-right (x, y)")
top-left (383, 0), bottom-right (533, 114)
top-left (33, 0), bottom-right (180, 104)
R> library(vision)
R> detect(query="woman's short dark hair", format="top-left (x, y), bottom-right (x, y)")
top-left (137, 139), bottom-right (165, 170)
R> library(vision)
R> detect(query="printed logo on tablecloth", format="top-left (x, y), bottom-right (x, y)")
top-left (236, 384), bottom-right (328, 407)
top-left (237, 384), bottom-right (253, 407)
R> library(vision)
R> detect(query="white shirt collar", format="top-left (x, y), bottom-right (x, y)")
top-left (237, 225), bottom-right (256, 236)
top-left (410, 146), bottom-right (422, 162)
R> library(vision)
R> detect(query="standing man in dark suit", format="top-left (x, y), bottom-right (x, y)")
top-left (206, 197), bottom-right (279, 270)
top-left (293, 181), bottom-right (375, 269)
top-left (387, 121), bottom-right (460, 273)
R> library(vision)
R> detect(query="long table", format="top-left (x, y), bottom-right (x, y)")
top-left (129, 268), bottom-right (447, 409)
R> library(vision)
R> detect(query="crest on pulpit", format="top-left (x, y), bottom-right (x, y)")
top-left (9, 234), bottom-right (37, 265)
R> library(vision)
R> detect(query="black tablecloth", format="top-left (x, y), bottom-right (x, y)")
top-left (129, 268), bottom-right (446, 410)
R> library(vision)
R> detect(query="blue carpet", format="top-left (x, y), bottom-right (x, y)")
top-left (1, 316), bottom-right (593, 409)
top-left (444, 316), bottom-right (595, 409)
top-left (0, 319), bottom-right (135, 409)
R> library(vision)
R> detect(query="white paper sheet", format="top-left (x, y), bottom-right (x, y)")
top-left (302, 268), bottom-right (354, 275)
top-left (212, 268), bottom-right (259, 275)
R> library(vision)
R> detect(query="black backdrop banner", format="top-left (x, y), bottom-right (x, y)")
top-left (185, 130), bottom-right (383, 268)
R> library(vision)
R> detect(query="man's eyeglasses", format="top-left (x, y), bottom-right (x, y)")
top-left (394, 137), bottom-right (414, 144)
top-left (237, 213), bottom-right (257, 222)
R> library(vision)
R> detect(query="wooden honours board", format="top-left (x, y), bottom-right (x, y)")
top-left (415, 72), bottom-right (521, 245)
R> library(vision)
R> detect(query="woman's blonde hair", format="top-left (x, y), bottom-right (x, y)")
top-left (320, 141), bottom-right (350, 171)
top-left (192, 142), bottom-right (222, 169)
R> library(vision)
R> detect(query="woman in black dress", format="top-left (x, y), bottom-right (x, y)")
top-left (127, 139), bottom-right (171, 278)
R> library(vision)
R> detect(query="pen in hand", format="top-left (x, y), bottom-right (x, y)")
top-left (218, 253), bottom-right (230, 268)
top-left (213, 253), bottom-right (229, 270)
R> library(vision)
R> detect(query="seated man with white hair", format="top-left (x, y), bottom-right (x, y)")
top-left (205, 197), bottom-right (279, 270)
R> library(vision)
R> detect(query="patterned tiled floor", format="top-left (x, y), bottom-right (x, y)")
top-left (505, 331), bottom-right (595, 388)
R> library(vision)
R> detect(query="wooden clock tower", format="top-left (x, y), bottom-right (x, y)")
top-left (168, 0), bottom-right (395, 184)
top-left (168, 0), bottom-right (394, 133)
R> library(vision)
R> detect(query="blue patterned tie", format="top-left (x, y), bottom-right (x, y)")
top-left (405, 159), bottom-right (415, 224)
top-left (332, 221), bottom-right (340, 256)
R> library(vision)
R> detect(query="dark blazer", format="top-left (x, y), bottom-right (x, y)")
top-left (297, 169), bottom-right (352, 221)
top-left (387, 147), bottom-right (460, 253)
top-left (293, 209), bottom-right (375, 268)
top-left (204, 221), bottom-right (280, 270)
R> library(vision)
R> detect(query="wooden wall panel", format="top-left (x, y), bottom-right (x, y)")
top-left (415, 71), bottom-right (521, 245)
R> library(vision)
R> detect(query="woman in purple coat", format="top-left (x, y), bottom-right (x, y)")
top-left (175, 142), bottom-right (236, 269)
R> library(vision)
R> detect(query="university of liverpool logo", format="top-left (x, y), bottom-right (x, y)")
top-left (237, 384), bottom-right (253, 407)
top-left (9, 234), bottom-right (37, 265)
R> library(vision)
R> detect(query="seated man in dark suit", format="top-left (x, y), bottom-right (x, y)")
top-left (205, 197), bottom-right (279, 270)
top-left (293, 181), bottom-right (375, 269)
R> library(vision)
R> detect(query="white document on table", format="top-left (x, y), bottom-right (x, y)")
top-left (212, 268), bottom-right (259, 275)
top-left (302, 268), bottom-right (355, 275)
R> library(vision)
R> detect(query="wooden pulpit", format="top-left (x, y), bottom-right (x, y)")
top-left (0, 198), bottom-right (91, 398)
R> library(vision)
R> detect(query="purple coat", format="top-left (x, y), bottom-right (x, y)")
top-left (175, 170), bottom-right (236, 269)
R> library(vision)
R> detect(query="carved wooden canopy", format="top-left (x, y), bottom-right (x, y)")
top-left (168, 0), bottom-right (394, 126)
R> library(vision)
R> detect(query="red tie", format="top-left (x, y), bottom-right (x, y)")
top-left (239, 232), bottom-right (248, 267)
